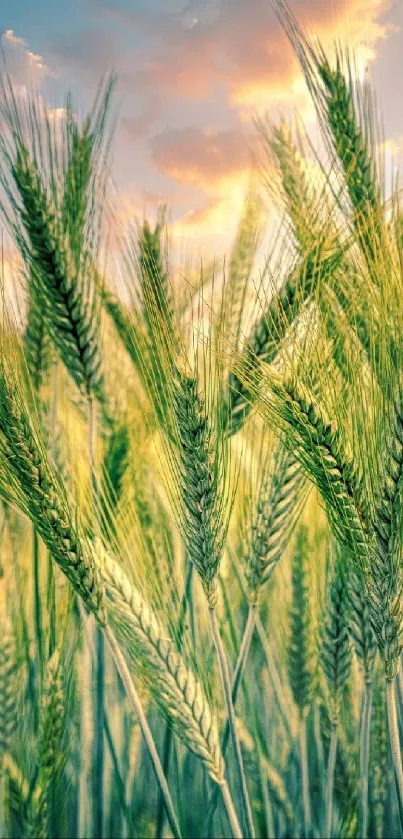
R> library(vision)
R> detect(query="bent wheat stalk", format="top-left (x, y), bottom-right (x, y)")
top-left (104, 626), bottom-right (182, 839)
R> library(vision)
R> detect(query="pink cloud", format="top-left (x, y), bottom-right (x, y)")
top-left (149, 125), bottom-right (257, 186)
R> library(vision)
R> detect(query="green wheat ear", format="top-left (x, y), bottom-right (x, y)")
top-left (23, 283), bottom-right (52, 393)
top-left (245, 443), bottom-right (307, 602)
top-left (272, 1), bottom-right (383, 266)
top-left (173, 371), bottom-right (226, 606)
top-left (227, 240), bottom-right (341, 435)
top-left (288, 526), bottom-right (317, 717)
top-left (139, 214), bottom-right (175, 344)
top-left (315, 52), bottom-right (382, 262)
top-left (347, 567), bottom-right (377, 683)
top-left (320, 555), bottom-right (352, 725)
top-left (12, 146), bottom-right (104, 401)
top-left (137, 214), bottom-right (180, 428)
top-left (0, 614), bottom-right (18, 768)
top-left (0, 367), bottom-right (105, 621)
top-left (62, 116), bottom-right (93, 267)
top-left (217, 179), bottom-right (263, 353)
top-left (4, 756), bottom-right (30, 838)
top-left (102, 548), bottom-right (225, 784)
top-left (262, 120), bottom-right (319, 251)
top-left (370, 385), bottom-right (403, 680)
top-left (28, 651), bottom-right (66, 839)
top-left (99, 422), bottom-right (130, 537)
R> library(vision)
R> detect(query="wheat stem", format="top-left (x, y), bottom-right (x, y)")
top-left (220, 604), bottom-right (257, 757)
top-left (104, 624), bottom-right (182, 839)
top-left (219, 778), bottom-right (244, 839)
top-left (386, 678), bottom-right (403, 827)
top-left (360, 681), bottom-right (373, 839)
top-left (325, 724), bottom-right (338, 838)
top-left (32, 526), bottom-right (43, 683)
top-left (313, 701), bottom-right (325, 775)
top-left (87, 395), bottom-right (105, 839)
top-left (0, 774), bottom-right (4, 839)
top-left (155, 559), bottom-right (194, 839)
top-left (256, 614), bottom-right (293, 741)
top-left (209, 607), bottom-right (255, 839)
top-left (103, 713), bottom-right (135, 837)
top-left (47, 358), bottom-right (58, 659)
top-left (205, 604), bottom-right (257, 833)
top-left (299, 715), bottom-right (312, 838)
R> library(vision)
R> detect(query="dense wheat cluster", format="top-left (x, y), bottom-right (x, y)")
top-left (1, 3), bottom-right (403, 838)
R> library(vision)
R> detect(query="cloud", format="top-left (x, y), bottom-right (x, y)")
top-left (99, 0), bottom-right (394, 111)
top-left (2, 29), bottom-right (54, 87)
top-left (39, 0), bottom-right (398, 249)
top-left (149, 125), bottom-right (257, 187)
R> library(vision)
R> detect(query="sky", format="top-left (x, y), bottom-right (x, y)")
top-left (0, 0), bottom-right (403, 259)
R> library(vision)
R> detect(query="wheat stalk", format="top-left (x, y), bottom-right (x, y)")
top-left (320, 556), bottom-right (352, 837)
top-left (288, 526), bottom-right (317, 836)
top-left (347, 566), bottom-right (377, 837)
top-left (371, 672), bottom-right (389, 839)
top-left (28, 652), bottom-right (65, 839)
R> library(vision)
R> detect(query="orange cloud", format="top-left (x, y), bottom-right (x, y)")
top-left (108, 0), bottom-right (394, 112)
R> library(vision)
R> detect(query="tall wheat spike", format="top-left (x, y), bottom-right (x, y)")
top-left (272, 0), bottom-right (383, 267)
top-left (261, 118), bottom-right (373, 375)
top-left (173, 371), bottom-right (226, 607)
top-left (11, 147), bottom-right (104, 400)
top-left (348, 570), bottom-right (377, 683)
top-left (261, 376), bottom-right (368, 562)
top-left (102, 548), bottom-right (244, 837)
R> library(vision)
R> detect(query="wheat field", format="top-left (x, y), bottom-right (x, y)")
top-left (0, 2), bottom-right (403, 838)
